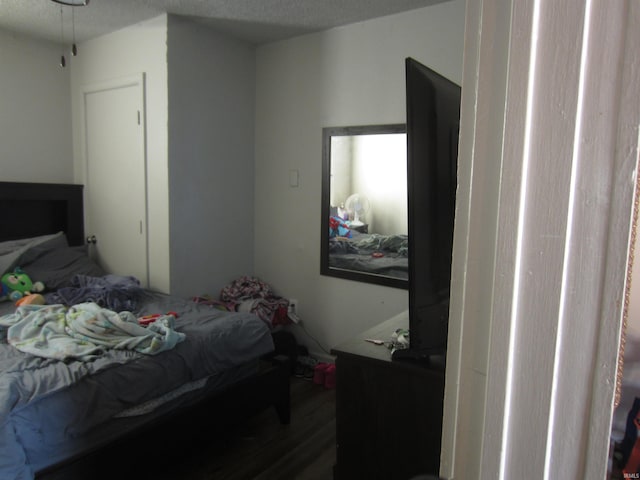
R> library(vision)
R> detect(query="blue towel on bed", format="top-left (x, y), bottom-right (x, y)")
top-left (0, 302), bottom-right (185, 361)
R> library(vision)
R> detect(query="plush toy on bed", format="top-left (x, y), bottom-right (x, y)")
top-left (0, 268), bottom-right (45, 303)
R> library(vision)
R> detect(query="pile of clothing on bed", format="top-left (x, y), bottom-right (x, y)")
top-left (193, 275), bottom-right (292, 327)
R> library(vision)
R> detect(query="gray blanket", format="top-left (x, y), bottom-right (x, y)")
top-left (44, 274), bottom-right (148, 311)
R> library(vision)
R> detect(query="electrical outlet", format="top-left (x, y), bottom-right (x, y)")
top-left (288, 299), bottom-right (301, 324)
top-left (289, 299), bottom-right (298, 313)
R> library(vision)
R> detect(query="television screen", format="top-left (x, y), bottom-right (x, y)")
top-left (398, 58), bottom-right (461, 359)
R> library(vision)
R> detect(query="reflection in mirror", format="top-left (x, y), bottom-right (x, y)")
top-left (321, 124), bottom-right (408, 289)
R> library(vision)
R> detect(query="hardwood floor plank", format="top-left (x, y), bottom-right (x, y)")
top-left (254, 418), bottom-right (337, 480)
top-left (203, 379), bottom-right (336, 480)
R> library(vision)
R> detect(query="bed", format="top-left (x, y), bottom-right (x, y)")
top-left (0, 181), bottom-right (290, 480)
top-left (328, 230), bottom-right (409, 280)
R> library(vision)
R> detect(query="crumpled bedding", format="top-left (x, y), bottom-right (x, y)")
top-left (354, 233), bottom-right (408, 256)
top-left (327, 232), bottom-right (409, 279)
top-left (0, 303), bottom-right (185, 361)
top-left (218, 276), bottom-right (290, 326)
top-left (329, 232), bottom-right (409, 255)
top-left (44, 274), bottom-right (148, 312)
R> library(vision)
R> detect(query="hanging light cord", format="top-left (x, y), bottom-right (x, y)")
top-left (71, 6), bottom-right (77, 56)
top-left (52, 0), bottom-right (89, 66)
top-left (59, 6), bottom-right (66, 67)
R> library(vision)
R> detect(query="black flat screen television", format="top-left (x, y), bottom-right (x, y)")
top-left (393, 58), bottom-right (461, 361)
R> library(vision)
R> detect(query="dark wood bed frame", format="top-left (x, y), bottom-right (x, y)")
top-left (0, 182), bottom-right (84, 245)
top-left (0, 181), bottom-right (291, 478)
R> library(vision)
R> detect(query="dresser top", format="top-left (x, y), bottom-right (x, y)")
top-left (331, 310), bottom-right (446, 372)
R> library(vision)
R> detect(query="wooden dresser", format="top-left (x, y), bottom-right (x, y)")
top-left (331, 311), bottom-right (445, 480)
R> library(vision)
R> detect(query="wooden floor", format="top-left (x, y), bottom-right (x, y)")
top-left (184, 377), bottom-right (337, 480)
top-left (46, 377), bottom-right (336, 480)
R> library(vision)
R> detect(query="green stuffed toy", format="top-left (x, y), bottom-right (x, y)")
top-left (0, 268), bottom-right (45, 302)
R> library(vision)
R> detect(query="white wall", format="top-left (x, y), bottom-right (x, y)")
top-left (352, 134), bottom-right (407, 234)
top-left (254, 0), bottom-right (466, 354)
top-left (70, 15), bottom-right (170, 293)
top-left (0, 29), bottom-right (73, 183)
top-left (167, 16), bottom-right (256, 297)
top-left (330, 134), bottom-right (407, 234)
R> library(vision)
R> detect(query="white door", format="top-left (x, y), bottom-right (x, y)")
top-left (83, 74), bottom-right (148, 286)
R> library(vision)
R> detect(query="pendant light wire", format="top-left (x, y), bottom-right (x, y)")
top-left (59, 6), bottom-right (66, 67)
top-left (71, 6), bottom-right (77, 56)
top-left (52, 0), bottom-right (88, 66)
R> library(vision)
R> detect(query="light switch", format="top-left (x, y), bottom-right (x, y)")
top-left (289, 169), bottom-right (299, 187)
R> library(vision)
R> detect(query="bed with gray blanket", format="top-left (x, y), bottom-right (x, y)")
top-left (0, 182), bottom-right (290, 480)
top-left (328, 231), bottom-right (409, 280)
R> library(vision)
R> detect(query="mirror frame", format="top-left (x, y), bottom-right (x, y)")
top-left (320, 123), bottom-right (408, 289)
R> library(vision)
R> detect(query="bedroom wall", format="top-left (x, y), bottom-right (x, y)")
top-left (254, 0), bottom-right (466, 355)
top-left (69, 15), bottom-right (171, 293)
top-left (0, 29), bottom-right (73, 183)
top-left (167, 16), bottom-right (256, 298)
top-left (352, 134), bottom-right (408, 235)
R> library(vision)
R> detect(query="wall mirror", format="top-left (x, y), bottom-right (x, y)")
top-left (321, 124), bottom-right (408, 289)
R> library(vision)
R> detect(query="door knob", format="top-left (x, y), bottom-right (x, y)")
top-left (86, 235), bottom-right (97, 245)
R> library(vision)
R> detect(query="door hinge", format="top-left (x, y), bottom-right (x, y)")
top-left (137, 111), bottom-right (141, 125)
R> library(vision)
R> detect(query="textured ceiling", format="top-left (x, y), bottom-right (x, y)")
top-left (0, 0), bottom-right (449, 45)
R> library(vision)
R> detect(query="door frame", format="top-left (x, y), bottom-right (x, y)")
top-left (80, 73), bottom-right (149, 286)
top-left (442, 1), bottom-right (640, 478)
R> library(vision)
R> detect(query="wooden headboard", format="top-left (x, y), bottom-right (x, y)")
top-left (0, 182), bottom-right (85, 246)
